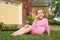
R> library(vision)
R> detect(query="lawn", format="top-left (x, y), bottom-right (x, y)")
top-left (0, 30), bottom-right (60, 40)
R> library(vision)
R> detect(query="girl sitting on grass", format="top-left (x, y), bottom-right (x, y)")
top-left (11, 9), bottom-right (50, 36)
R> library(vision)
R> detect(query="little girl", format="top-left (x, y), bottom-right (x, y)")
top-left (11, 9), bottom-right (50, 36)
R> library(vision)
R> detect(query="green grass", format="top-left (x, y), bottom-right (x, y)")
top-left (0, 30), bottom-right (60, 40)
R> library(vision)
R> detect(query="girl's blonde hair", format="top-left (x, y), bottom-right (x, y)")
top-left (36, 8), bottom-right (47, 18)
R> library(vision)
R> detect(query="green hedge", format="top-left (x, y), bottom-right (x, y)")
top-left (27, 16), bottom-right (34, 25)
top-left (2, 24), bottom-right (17, 29)
top-left (0, 22), bottom-right (4, 29)
top-left (0, 22), bottom-right (18, 29)
top-left (47, 14), bottom-right (54, 19)
top-left (48, 19), bottom-right (60, 25)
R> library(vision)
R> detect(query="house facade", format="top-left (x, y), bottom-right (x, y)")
top-left (0, 0), bottom-right (22, 25)
top-left (0, 0), bottom-right (49, 26)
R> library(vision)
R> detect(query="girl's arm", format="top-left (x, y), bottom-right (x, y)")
top-left (31, 16), bottom-right (38, 27)
top-left (32, 19), bottom-right (37, 27)
top-left (45, 18), bottom-right (50, 36)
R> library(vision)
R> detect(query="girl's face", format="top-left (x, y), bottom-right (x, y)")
top-left (37, 10), bottom-right (44, 19)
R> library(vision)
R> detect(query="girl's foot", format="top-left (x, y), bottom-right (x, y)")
top-left (11, 33), bottom-right (18, 36)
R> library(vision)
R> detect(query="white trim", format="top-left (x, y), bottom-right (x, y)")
top-left (19, 3), bottom-right (22, 24)
top-left (0, 0), bottom-right (2, 4)
top-left (0, 1), bottom-right (19, 8)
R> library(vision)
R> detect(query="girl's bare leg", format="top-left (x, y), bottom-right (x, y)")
top-left (11, 27), bottom-right (26, 36)
top-left (13, 25), bottom-right (31, 33)
top-left (15, 27), bottom-right (26, 32)
top-left (11, 25), bottom-right (31, 36)
top-left (11, 27), bottom-right (31, 36)
top-left (17, 28), bottom-right (30, 36)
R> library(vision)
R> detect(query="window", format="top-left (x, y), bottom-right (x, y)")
top-left (4, 0), bottom-right (8, 4)
top-left (15, 3), bottom-right (19, 6)
top-left (10, 2), bottom-right (19, 6)
top-left (5, 1), bottom-right (8, 4)
top-left (10, 2), bottom-right (15, 6)
top-left (0, 0), bottom-right (2, 3)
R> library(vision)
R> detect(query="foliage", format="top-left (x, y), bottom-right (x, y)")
top-left (2, 24), bottom-right (17, 29)
top-left (26, 16), bottom-right (34, 25)
top-left (0, 21), bottom-right (18, 29)
top-left (47, 14), bottom-right (60, 25)
top-left (27, 16), bottom-right (60, 25)
top-left (27, 16), bottom-right (34, 21)
top-left (0, 21), bottom-right (4, 28)
top-left (48, 19), bottom-right (60, 25)
top-left (47, 14), bottom-right (54, 19)
top-left (49, 0), bottom-right (60, 17)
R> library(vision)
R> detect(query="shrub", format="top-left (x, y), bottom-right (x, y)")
top-left (47, 14), bottom-right (54, 19)
top-left (0, 21), bottom-right (4, 29)
top-left (27, 16), bottom-right (34, 21)
top-left (2, 24), bottom-right (17, 29)
top-left (48, 14), bottom-right (60, 25)
top-left (26, 15), bottom-right (60, 25)
top-left (48, 19), bottom-right (60, 25)
top-left (10, 25), bottom-right (17, 29)
top-left (26, 16), bottom-right (34, 25)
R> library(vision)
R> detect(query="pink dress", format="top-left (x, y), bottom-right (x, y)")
top-left (25, 18), bottom-right (50, 34)
top-left (13, 18), bottom-right (50, 35)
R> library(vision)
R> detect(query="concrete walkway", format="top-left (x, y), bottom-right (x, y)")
top-left (50, 25), bottom-right (60, 30)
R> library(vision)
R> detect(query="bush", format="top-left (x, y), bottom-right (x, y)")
top-left (27, 15), bottom-right (60, 25)
top-left (0, 21), bottom-right (18, 30)
top-left (26, 16), bottom-right (34, 25)
top-left (10, 25), bottom-right (17, 29)
top-left (48, 19), bottom-right (60, 25)
top-left (2, 24), bottom-right (17, 29)
top-left (48, 14), bottom-right (60, 25)
top-left (27, 16), bottom-right (34, 21)
top-left (47, 14), bottom-right (54, 19)
top-left (0, 21), bottom-right (4, 29)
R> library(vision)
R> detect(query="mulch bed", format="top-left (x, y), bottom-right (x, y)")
top-left (0, 28), bottom-right (19, 31)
